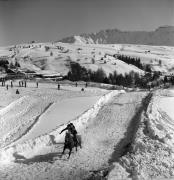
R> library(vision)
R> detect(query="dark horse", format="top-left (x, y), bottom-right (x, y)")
top-left (62, 131), bottom-right (82, 158)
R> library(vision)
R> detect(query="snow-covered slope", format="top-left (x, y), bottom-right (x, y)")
top-left (119, 44), bottom-right (174, 73)
top-left (0, 42), bottom-right (146, 77)
top-left (1, 41), bottom-right (174, 77)
top-left (0, 89), bottom-right (123, 162)
top-left (112, 89), bottom-right (174, 180)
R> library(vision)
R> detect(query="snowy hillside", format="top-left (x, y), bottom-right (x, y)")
top-left (0, 41), bottom-right (174, 78)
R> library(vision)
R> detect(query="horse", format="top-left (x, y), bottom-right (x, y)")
top-left (62, 131), bottom-right (82, 158)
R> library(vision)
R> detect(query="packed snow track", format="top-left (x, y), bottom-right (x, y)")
top-left (0, 91), bottom-right (148, 180)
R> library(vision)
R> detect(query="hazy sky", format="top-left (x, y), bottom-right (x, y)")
top-left (0, 0), bottom-right (173, 46)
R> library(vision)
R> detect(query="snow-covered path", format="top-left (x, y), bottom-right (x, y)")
top-left (0, 91), bottom-right (147, 180)
top-left (158, 96), bottom-right (174, 120)
top-left (17, 96), bottom-right (100, 143)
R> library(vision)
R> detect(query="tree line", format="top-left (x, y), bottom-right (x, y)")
top-left (115, 54), bottom-right (152, 73)
top-left (65, 61), bottom-right (155, 88)
top-left (0, 58), bottom-right (21, 74)
top-left (0, 59), bottom-right (9, 70)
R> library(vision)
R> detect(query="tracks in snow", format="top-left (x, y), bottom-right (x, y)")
top-left (0, 91), bottom-right (152, 180)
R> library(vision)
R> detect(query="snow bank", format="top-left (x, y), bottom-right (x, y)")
top-left (146, 90), bottom-right (174, 147)
top-left (0, 90), bottom-right (125, 163)
top-left (115, 90), bottom-right (174, 179)
top-left (17, 96), bottom-right (100, 143)
top-left (0, 96), bottom-right (51, 148)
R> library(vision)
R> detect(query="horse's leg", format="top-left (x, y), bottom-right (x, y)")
top-left (79, 141), bottom-right (82, 148)
top-left (75, 141), bottom-right (78, 151)
top-left (62, 144), bottom-right (66, 155)
top-left (68, 148), bottom-right (72, 159)
top-left (77, 136), bottom-right (82, 148)
top-left (73, 136), bottom-right (78, 151)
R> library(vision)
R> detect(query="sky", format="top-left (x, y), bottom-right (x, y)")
top-left (0, 0), bottom-right (173, 46)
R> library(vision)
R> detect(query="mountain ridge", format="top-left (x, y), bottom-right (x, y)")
top-left (59, 26), bottom-right (174, 46)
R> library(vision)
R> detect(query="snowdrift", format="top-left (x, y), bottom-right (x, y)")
top-left (0, 90), bottom-right (125, 163)
top-left (0, 95), bottom-right (51, 148)
top-left (113, 90), bottom-right (174, 180)
top-left (146, 91), bottom-right (174, 145)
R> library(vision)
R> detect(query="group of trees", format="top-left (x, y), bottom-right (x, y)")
top-left (65, 62), bottom-right (154, 88)
top-left (115, 55), bottom-right (152, 73)
top-left (66, 62), bottom-right (109, 83)
top-left (9, 61), bottom-right (20, 69)
top-left (0, 58), bottom-right (21, 74)
top-left (67, 62), bottom-right (89, 81)
top-left (0, 60), bottom-right (9, 69)
top-left (66, 61), bottom-right (174, 89)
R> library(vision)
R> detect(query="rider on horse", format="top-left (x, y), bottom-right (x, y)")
top-left (60, 123), bottom-right (78, 144)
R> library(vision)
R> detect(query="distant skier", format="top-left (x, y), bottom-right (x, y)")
top-left (36, 82), bottom-right (38, 88)
top-left (11, 81), bottom-right (13, 88)
top-left (75, 82), bottom-right (78, 87)
top-left (16, 89), bottom-right (19, 94)
top-left (58, 84), bottom-right (60, 90)
top-left (85, 82), bottom-right (88, 88)
top-left (6, 85), bottom-right (8, 90)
